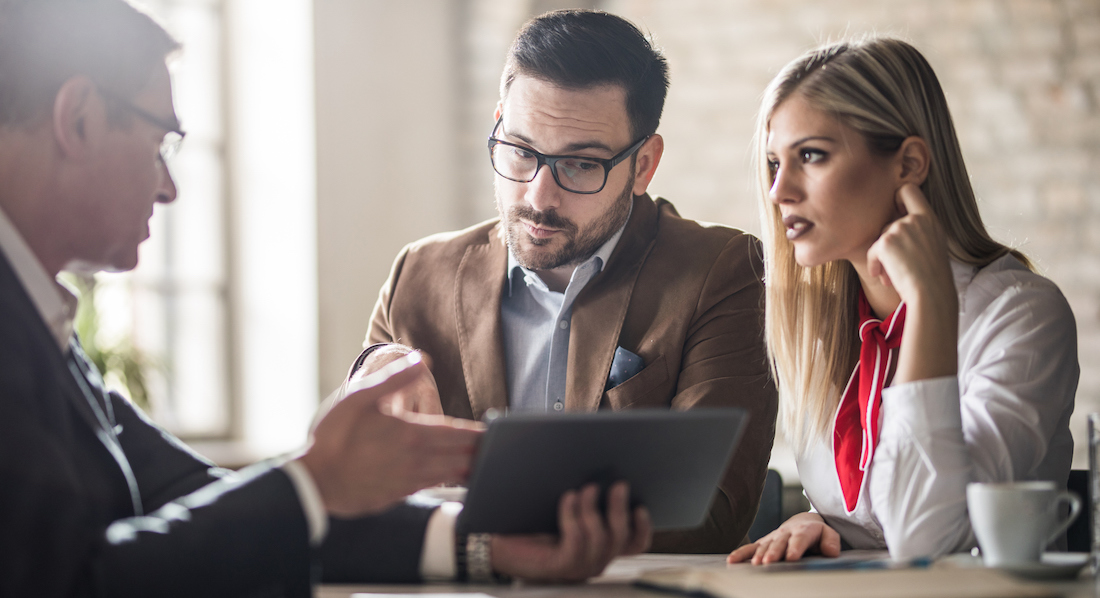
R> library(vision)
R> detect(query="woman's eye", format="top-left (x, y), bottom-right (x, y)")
top-left (767, 159), bottom-right (779, 177)
top-left (801, 149), bottom-right (826, 164)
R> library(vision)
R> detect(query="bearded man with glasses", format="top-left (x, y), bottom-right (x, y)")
top-left (0, 1), bottom-right (654, 595)
top-left (358, 9), bottom-right (778, 554)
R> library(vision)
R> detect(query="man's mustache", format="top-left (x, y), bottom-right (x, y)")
top-left (509, 206), bottom-right (577, 234)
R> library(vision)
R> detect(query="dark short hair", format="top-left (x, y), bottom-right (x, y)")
top-left (0, 0), bottom-right (179, 126)
top-left (500, 9), bottom-right (670, 139)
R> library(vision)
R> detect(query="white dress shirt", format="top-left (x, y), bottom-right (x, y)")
top-left (797, 255), bottom-right (1079, 559)
top-left (501, 214), bottom-right (627, 412)
top-left (0, 207), bottom-right (78, 350)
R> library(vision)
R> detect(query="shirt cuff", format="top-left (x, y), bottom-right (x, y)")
top-left (281, 458), bottom-right (329, 546)
top-left (881, 375), bottom-right (961, 434)
top-left (420, 501), bottom-right (463, 580)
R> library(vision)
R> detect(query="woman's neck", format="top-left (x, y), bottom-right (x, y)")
top-left (851, 259), bottom-right (902, 320)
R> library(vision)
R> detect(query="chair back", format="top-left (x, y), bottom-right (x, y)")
top-left (748, 469), bottom-right (783, 542)
top-left (1067, 469), bottom-right (1090, 552)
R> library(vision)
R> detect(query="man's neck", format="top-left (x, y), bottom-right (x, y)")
top-left (0, 127), bottom-right (68, 277)
top-left (507, 200), bottom-right (634, 295)
top-left (3, 207), bottom-right (66, 278)
top-left (534, 265), bottom-right (575, 293)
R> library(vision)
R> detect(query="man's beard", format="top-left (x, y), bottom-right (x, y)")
top-left (498, 170), bottom-right (634, 272)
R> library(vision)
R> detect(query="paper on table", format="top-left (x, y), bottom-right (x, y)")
top-left (353, 594), bottom-right (496, 598)
top-left (636, 566), bottom-right (1056, 598)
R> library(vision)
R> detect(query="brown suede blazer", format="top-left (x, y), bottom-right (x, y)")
top-left (366, 194), bottom-right (777, 553)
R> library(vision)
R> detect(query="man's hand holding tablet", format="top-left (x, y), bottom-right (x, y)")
top-left (306, 352), bottom-right (653, 581)
top-left (492, 481), bottom-right (652, 583)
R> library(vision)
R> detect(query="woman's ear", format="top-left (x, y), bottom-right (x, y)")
top-left (896, 136), bottom-right (930, 186)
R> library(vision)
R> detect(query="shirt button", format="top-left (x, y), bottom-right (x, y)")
top-left (553, 402), bottom-right (564, 411)
top-left (559, 320), bottom-right (569, 330)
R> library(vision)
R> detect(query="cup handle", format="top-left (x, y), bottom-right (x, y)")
top-left (1045, 491), bottom-right (1082, 547)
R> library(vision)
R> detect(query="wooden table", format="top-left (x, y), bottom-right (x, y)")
top-left (316, 553), bottom-right (1100, 598)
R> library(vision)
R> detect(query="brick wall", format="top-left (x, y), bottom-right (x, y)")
top-left (457, 0), bottom-right (1100, 471)
top-left (603, 0), bottom-right (1100, 472)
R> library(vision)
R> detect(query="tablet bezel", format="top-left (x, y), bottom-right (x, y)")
top-left (458, 408), bottom-right (748, 535)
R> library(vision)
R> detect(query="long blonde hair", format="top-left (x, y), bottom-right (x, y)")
top-left (756, 37), bottom-right (1030, 453)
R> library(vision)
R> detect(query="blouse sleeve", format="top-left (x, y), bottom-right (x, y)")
top-left (868, 277), bottom-right (1079, 559)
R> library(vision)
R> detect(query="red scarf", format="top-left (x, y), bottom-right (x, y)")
top-left (834, 290), bottom-right (906, 512)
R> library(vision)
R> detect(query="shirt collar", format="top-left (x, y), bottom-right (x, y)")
top-left (507, 201), bottom-right (632, 295)
top-left (0, 205), bottom-right (78, 351)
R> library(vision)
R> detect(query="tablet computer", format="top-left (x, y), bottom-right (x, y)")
top-left (458, 408), bottom-right (748, 535)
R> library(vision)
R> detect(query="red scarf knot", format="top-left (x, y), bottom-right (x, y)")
top-left (833, 290), bottom-right (906, 512)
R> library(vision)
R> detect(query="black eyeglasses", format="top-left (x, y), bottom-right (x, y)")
top-left (488, 115), bottom-right (649, 194)
top-left (99, 88), bottom-right (186, 164)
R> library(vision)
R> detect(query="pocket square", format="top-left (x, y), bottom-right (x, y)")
top-left (606, 346), bottom-right (644, 391)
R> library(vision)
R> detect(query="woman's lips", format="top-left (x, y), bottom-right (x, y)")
top-left (783, 215), bottom-right (812, 240)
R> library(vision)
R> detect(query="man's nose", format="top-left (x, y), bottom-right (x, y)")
top-left (524, 164), bottom-right (563, 212)
top-left (157, 159), bottom-right (178, 204)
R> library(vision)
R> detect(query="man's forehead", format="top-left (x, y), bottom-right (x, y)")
top-left (130, 62), bottom-right (179, 126)
top-left (501, 76), bottom-right (631, 149)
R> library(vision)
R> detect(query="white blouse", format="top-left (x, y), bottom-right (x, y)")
top-left (796, 254), bottom-right (1079, 559)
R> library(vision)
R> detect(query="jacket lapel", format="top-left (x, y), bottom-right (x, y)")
top-left (565, 194), bottom-right (659, 411)
top-left (0, 253), bottom-right (100, 436)
top-left (455, 223), bottom-right (509, 419)
top-left (66, 343), bottom-right (144, 515)
top-left (0, 251), bottom-right (142, 515)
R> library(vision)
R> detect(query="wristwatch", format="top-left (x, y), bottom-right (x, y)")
top-left (456, 532), bottom-right (510, 583)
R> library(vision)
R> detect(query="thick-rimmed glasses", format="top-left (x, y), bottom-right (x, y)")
top-left (100, 88), bottom-right (187, 164)
top-left (488, 115), bottom-right (649, 194)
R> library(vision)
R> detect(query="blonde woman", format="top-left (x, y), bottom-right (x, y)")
top-left (729, 38), bottom-right (1078, 563)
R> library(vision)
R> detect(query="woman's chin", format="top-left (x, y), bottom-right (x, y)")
top-left (793, 250), bottom-right (823, 269)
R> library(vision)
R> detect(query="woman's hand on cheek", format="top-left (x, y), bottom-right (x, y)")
top-left (869, 185), bottom-right (960, 384)
top-left (865, 183), bottom-right (955, 308)
top-left (727, 512), bottom-right (841, 565)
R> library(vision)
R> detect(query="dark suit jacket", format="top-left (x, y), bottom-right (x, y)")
top-left (367, 194), bottom-right (778, 553)
top-left (0, 251), bottom-right (432, 597)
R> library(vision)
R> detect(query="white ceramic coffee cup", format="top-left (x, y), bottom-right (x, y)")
top-left (967, 481), bottom-right (1081, 567)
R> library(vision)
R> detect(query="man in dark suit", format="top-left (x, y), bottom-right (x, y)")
top-left (361, 9), bottom-right (778, 554)
top-left (0, 1), bottom-right (649, 596)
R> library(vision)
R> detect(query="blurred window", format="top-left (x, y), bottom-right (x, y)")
top-left (91, 0), bottom-right (231, 439)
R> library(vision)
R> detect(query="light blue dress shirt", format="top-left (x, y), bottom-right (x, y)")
top-left (501, 216), bottom-right (629, 413)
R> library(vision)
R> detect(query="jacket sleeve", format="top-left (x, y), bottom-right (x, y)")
top-left (91, 462), bottom-right (314, 598)
top-left (0, 365), bottom-right (434, 597)
top-left (0, 380), bottom-right (312, 597)
top-left (92, 393), bottom-right (315, 597)
top-left (104, 389), bottom-right (439, 589)
top-left (650, 234), bottom-right (778, 553)
top-left (870, 278), bottom-right (1079, 559)
top-left (317, 501), bottom-right (436, 582)
top-left (366, 243), bottom-right (413, 347)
